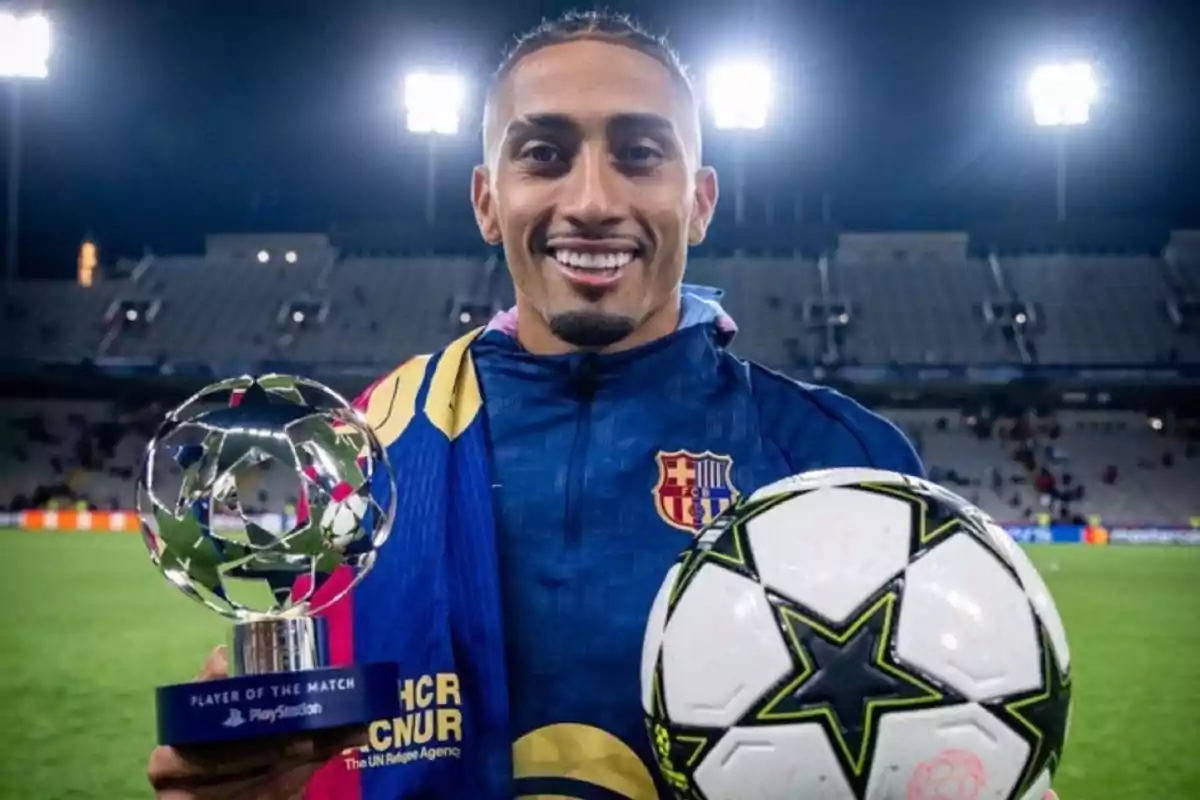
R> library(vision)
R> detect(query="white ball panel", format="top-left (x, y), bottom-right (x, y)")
top-left (899, 533), bottom-right (1042, 700)
top-left (321, 494), bottom-right (368, 538)
top-left (983, 522), bottom-right (1071, 671)
top-left (748, 487), bottom-right (912, 624)
top-left (641, 563), bottom-right (681, 714)
top-left (663, 565), bottom-right (792, 727)
top-left (695, 724), bottom-right (855, 800)
top-left (748, 467), bottom-right (915, 502)
top-left (865, 703), bottom-right (1029, 800)
top-left (1018, 768), bottom-right (1053, 800)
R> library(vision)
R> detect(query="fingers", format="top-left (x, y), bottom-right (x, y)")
top-left (148, 725), bottom-right (367, 795)
top-left (150, 734), bottom-right (319, 786)
top-left (156, 760), bottom-right (317, 800)
top-left (149, 647), bottom-right (366, 798)
top-left (195, 646), bottom-right (229, 682)
top-left (312, 724), bottom-right (369, 755)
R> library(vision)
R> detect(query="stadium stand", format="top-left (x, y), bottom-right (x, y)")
top-left (3, 229), bottom-right (1199, 525)
top-left (0, 279), bottom-right (118, 363)
top-left (686, 257), bottom-right (822, 369)
top-left (889, 408), bottom-right (1200, 526)
top-left (0, 400), bottom-right (153, 512)
top-left (1000, 255), bottom-right (1198, 364)
top-left (99, 258), bottom-right (327, 363)
top-left (4, 400), bottom-right (1196, 526)
top-left (309, 257), bottom-right (490, 363)
top-left (0, 399), bottom-right (309, 515)
top-left (833, 258), bottom-right (1006, 365)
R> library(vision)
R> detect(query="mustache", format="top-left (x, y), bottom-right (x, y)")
top-left (529, 210), bottom-right (657, 254)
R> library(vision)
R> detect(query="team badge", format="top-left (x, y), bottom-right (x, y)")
top-left (653, 450), bottom-right (740, 534)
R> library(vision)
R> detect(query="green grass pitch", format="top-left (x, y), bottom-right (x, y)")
top-left (0, 533), bottom-right (1197, 799)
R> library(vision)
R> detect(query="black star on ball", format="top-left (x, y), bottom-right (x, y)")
top-left (749, 590), bottom-right (949, 791)
top-left (793, 624), bottom-right (910, 753)
top-left (986, 627), bottom-right (1073, 797)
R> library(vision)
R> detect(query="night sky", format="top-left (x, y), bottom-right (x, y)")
top-left (4, 0), bottom-right (1200, 278)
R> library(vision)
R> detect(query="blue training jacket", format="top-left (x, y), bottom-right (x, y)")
top-left (304, 293), bottom-right (924, 799)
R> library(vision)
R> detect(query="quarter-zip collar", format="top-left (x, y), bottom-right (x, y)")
top-left (471, 288), bottom-right (737, 399)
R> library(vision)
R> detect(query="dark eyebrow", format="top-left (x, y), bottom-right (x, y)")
top-left (503, 114), bottom-right (581, 147)
top-left (503, 112), bottom-right (679, 146)
top-left (605, 112), bottom-right (678, 141)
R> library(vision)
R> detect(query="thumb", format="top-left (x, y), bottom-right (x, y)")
top-left (195, 645), bottom-right (229, 682)
top-left (1044, 791), bottom-right (1060, 800)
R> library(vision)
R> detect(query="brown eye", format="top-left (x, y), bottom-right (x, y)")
top-left (520, 142), bottom-right (562, 164)
top-left (618, 143), bottom-right (664, 167)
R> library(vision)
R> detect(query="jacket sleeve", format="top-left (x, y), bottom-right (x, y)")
top-left (820, 393), bottom-right (926, 478)
top-left (751, 367), bottom-right (927, 478)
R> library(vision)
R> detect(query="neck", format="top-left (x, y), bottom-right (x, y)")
top-left (515, 290), bottom-right (682, 356)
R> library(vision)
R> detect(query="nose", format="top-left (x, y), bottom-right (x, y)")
top-left (559, 143), bottom-right (624, 230)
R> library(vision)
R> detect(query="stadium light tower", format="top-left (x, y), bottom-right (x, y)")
top-left (706, 60), bottom-right (773, 225)
top-left (1028, 61), bottom-right (1097, 223)
top-left (1, 10), bottom-right (52, 282)
top-left (403, 71), bottom-right (466, 226)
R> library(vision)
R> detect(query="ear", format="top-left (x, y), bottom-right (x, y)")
top-left (472, 165), bottom-right (502, 245)
top-left (688, 166), bottom-right (719, 246)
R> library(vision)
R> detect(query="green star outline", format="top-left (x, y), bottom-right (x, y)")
top-left (667, 492), bottom-right (792, 611)
top-left (646, 663), bottom-right (715, 800)
top-left (857, 482), bottom-right (960, 548)
top-left (999, 627), bottom-right (1073, 798)
top-left (754, 591), bottom-right (945, 778)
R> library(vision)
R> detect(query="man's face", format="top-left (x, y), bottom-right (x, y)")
top-left (473, 39), bottom-right (718, 352)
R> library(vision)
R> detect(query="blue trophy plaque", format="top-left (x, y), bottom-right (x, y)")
top-left (137, 375), bottom-right (400, 747)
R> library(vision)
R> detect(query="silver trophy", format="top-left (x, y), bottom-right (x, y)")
top-left (136, 374), bottom-right (401, 746)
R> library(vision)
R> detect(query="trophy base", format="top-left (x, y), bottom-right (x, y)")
top-left (156, 619), bottom-right (399, 747)
top-left (157, 661), bottom-right (401, 747)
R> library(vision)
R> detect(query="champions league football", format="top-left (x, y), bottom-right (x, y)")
top-left (641, 468), bottom-right (1072, 800)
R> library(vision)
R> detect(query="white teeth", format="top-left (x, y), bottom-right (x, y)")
top-left (553, 249), bottom-right (635, 270)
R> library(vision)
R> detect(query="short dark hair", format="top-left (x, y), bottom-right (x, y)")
top-left (483, 10), bottom-right (701, 157)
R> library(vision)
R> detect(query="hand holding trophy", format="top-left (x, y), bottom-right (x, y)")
top-left (136, 375), bottom-right (400, 754)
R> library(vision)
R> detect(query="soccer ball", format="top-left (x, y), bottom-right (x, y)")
top-left (320, 491), bottom-right (370, 545)
top-left (641, 468), bottom-right (1071, 800)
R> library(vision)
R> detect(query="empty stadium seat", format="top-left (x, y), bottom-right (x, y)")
top-left (1002, 255), bottom-right (1198, 363)
top-left (832, 259), bottom-right (1007, 364)
top-left (6, 401), bottom-right (1193, 525)
top-left (5, 248), bottom-right (1200, 371)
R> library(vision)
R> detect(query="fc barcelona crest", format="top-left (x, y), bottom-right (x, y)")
top-left (653, 450), bottom-right (740, 534)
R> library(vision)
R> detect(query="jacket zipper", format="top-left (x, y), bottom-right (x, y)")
top-left (564, 356), bottom-right (598, 547)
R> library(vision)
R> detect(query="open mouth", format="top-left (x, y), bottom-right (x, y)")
top-left (546, 244), bottom-right (643, 287)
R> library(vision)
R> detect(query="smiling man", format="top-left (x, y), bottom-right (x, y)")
top-left (148, 11), bottom-right (923, 800)
top-left (473, 17), bottom-right (713, 356)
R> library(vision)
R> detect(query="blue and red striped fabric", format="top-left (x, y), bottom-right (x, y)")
top-left (297, 346), bottom-right (512, 799)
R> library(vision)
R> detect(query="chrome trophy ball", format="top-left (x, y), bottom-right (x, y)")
top-left (137, 374), bottom-right (401, 747)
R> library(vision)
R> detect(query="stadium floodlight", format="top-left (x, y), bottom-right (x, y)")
top-left (705, 60), bottom-right (772, 225)
top-left (257, 250), bottom-right (270, 263)
top-left (0, 11), bottom-right (52, 79)
top-left (2, 11), bottom-right (53, 282)
top-left (403, 71), bottom-right (466, 136)
top-left (1027, 61), bottom-right (1096, 222)
top-left (402, 71), bottom-right (466, 225)
top-left (1029, 62), bottom-right (1097, 127)
top-left (705, 60), bottom-right (773, 131)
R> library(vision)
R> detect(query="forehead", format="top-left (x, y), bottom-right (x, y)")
top-left (499, 39), bottom-right (691, 129)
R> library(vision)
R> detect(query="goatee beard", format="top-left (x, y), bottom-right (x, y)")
top-left (548, 311), bottom-right (637, 349)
